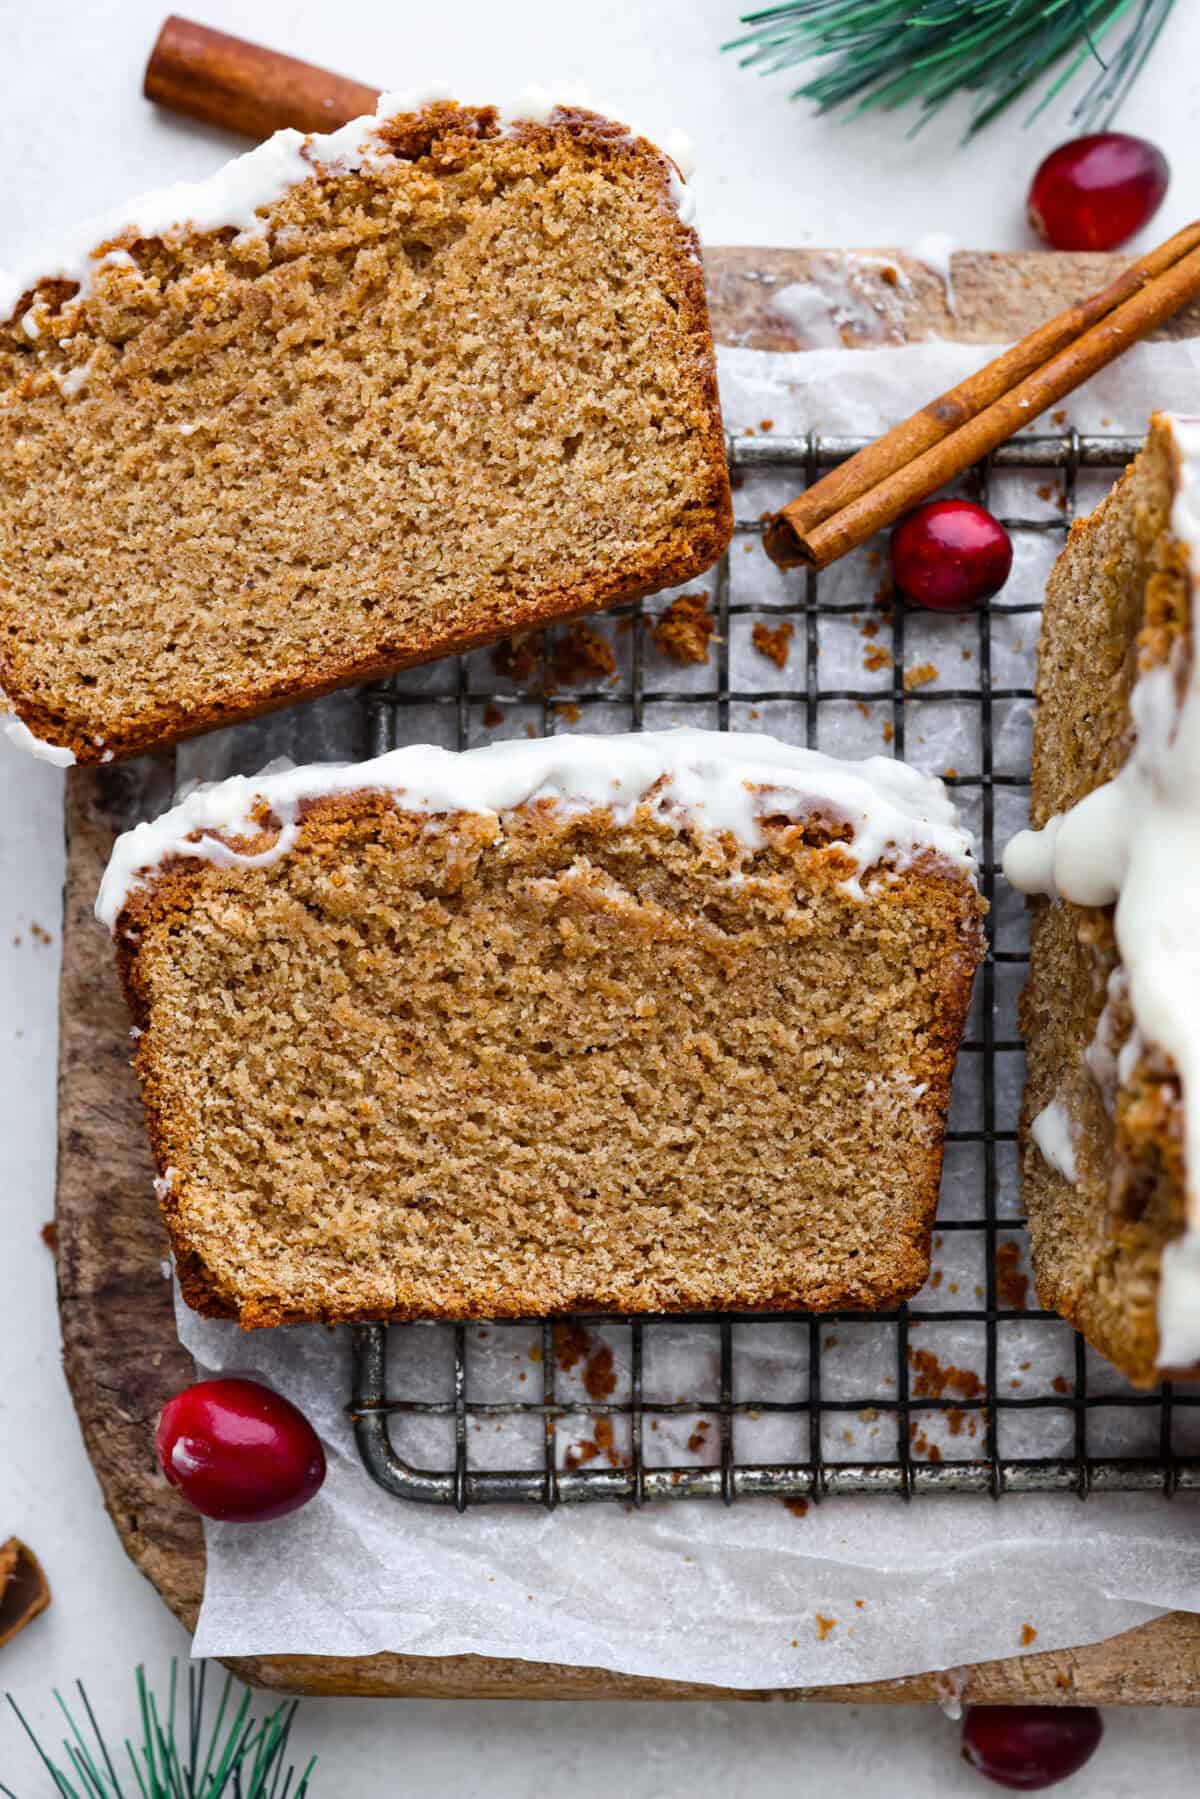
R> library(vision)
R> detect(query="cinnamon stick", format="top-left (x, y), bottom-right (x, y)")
top-left (765, 224), bottom-right (1200, 572)
top-left (144, 16), bottom-right (378, 140)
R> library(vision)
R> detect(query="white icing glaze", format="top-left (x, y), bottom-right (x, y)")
top-left (0, 90), bottom-right (696, 327)
top-left (1158, 1233), bottom-right (1200, 1366)
top-left (1030, 1092), bottom-right (1079, 1185)
top-left (1083, 967), bottom-right (1134, 1113)
top-left (1003, 414), bottom-right (1200, 1366)
top-left (96, 728), bottom-right (975, 932)
top-left (2, 714), bottom-right (75, 766)
top-left (911, 232), bottom-right (957, 315)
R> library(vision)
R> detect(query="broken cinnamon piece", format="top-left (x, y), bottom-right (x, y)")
top-left (0, 1539), bottom-right (50, 1650)
top-left (752, 619), bottom-right (794, 670)
top-left (652, 592), bottom-right (715, 666)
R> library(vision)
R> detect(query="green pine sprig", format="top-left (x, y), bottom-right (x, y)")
top-left (725, 0), bottom-right (1177, 138)
top-left (1, 1662), bottom-right (315, 1799)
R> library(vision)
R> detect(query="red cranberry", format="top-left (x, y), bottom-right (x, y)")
top-left (1028, 133), bottom-right (1168, 251)
top-left (962, 1705), bottom-right (1104, 1790)
top-left (890, 499), bottom-right (1012, 613)
top-left (155, 1377), bottom-right (325, 1522)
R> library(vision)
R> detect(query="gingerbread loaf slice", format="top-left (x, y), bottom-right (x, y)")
top-left (98, 729), bottom-right (983, 1328)
top-left (0, 95), bottom-right (730, 765)
top-left (1005, 412), bottom-right (1200, 1384)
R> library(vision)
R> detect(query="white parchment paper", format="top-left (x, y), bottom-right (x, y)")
top-left (177, 336), bottom-right (1200, 1685)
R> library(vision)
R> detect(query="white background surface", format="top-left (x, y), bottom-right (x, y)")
top-left (2, 0), bottom-right (1200, 1791)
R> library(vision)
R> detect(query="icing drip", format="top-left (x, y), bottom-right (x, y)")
top-left (1003, 414), bottom-right (1200, 1367)
top-left (96, 728), bottom-right (976, 932)
top-left (2, 713), bottom-right (75, 766)
top-left (911, 233), bottom-right (958, 315)
top-left (1030, 1093), bottom-right (1079, 1185)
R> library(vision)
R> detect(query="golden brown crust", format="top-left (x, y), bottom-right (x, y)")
top-left (0, 105), bottom-right (731, 765)
top-left (112, 791), bottom-right (981, 1328)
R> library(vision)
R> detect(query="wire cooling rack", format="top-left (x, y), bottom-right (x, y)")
top-left (348, 428), bottom-right (1200, 1510)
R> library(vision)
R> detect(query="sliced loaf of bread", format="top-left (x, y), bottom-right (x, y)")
top-left (100, 730), bottom-right (983, 1327)
top-left (0, 97), bottom-right (730, 764)
top-left (1005, 414), bottom-right (1200, 1383)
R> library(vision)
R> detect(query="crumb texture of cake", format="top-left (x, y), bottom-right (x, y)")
top-left (102, 730), bottom-right (982, 1328)
top-left (1005, 412), bottom-right (1200, 1383)
top-left (0, 95), bottom-right (730, 764)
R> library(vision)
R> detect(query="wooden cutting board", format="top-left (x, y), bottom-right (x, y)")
top-left (55, 246), bottom-right (1200, 1703)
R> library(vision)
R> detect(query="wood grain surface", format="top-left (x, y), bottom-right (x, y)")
top-left (55, 247), bottom-right (1200, 1702)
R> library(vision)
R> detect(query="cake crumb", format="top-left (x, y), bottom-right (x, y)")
top-left (855, 1599), bottom-right (865, 1609)
top-left (909, 1347), bottom-right (984, 1402)
top-left (1052, 1374), bottom-right (1070, 1395)
top-left (482, 703), bottom-right (504, 729)
top-left (550, 622), bottom-right (617, 688)
top-left (863, 642), bottom-right (893, 674)
top-left (815, 1614), bottom-right (837, 1641)
top-left (759, 418), bottom-right (774, 433)
top-left (996, 1239), bottom-right (1029, 1310)
top-left (553, 701), bottom-right (581, 725)
top-left (492, 621), bottom-right (617, 694)
top-left (882, 721), bottom-right (895, 745)
top-left (1020, 1623), bottom-right (1038, 1648)
top-left (943, 767), bottom-right (957, 780)
top-left (855, 701), bottom-right (870, 720)
top-left (961, 647), bottom-right (973, 661)
top-left (687, 1419), bottom-right (711, 1453)
top-left (40, 1221), bottom-right (57, 1251)
top-left (492, 631), bottom-right (542, 685)
top-left (752, 619), bottom-right (794, 669)
top-left (783, 1497), bottom-right (809, 1519)
top-left (652, 591), bottom-right (714, 666)
top-left (565, 1414), bottom-right (621, 1470)
top-left (903, 662), bottom-right (938, 692)
top-left (930, 1269), bottom-right (943, 1289)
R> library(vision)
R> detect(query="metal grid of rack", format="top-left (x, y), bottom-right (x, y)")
top-left (349, 429), bottom-right (1200, 1509)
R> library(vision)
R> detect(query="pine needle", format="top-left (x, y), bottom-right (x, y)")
top-left (2, 1663), bottom-right (315, 1798)
top-left (725, 0), bottom-right (1176, 137)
